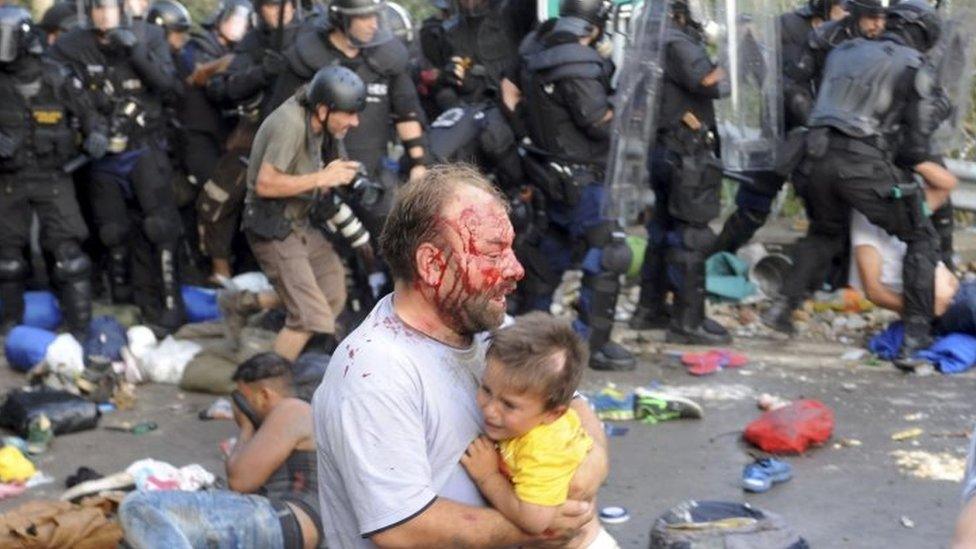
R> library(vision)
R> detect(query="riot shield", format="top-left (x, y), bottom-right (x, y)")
top-left (930, 0), bottom-right (976, 155)
top-left (602, 0), bottom-right (668, 222)
top-left (712, 0), bottom-right (783, 170)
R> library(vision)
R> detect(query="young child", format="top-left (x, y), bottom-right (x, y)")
top-left (461, 312), bottom-right (618, 548)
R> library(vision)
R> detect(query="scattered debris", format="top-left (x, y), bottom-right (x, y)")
top-left (833, 438), bottom-right (862, 449)
top-left (604, 425), bottom-right (629, 437)
top-left (655, 383), bottom-right (755, 402)
top-left (757, 393), bottom-right (790, 411)
top-left (891, 428), bottom-right (924, 441)
top-left (900, 516), bottom-right (915, 529)
top-left (841, 383), bottom-right (857, 392)
top-left (600, 506), bottom-right (631, 524)
top-left (198, 398), bottom-right (233, 421)
top-left (902, 413), bottom-right (927, 422)
top-left (891, 450), bottom-right (965, 482)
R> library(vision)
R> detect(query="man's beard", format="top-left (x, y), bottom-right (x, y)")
top-left (444, 288), bottom-right (509, 336)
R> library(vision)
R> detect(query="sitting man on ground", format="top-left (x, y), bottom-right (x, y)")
top-left (461, 312), bottom-right (619, 548)
top-left (119, 352), bottom-right (322, 549)
top-left (850, 162), bottom-right (972, 368)
top-left (313, 163), bottom-right (608, 547)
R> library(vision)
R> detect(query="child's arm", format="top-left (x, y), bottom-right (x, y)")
top-left (461, 436), bottom-right (558, 535)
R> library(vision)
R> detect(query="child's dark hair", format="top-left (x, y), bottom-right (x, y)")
top-left (487, 312), bottom-right (587, 410)
top-left (232, 352), bottom-right (294, 387)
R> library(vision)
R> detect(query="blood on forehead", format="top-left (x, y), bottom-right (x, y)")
top-left (447, 204), bottom-right (514, 256)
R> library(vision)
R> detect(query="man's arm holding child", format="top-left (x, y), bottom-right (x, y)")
top-left (462, 436), bottom-right (558, 535)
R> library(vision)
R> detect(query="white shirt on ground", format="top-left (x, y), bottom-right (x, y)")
top-left (311, 293), bottom-right (490, 549)
top-left (849, 210), bottom-right (908, 295)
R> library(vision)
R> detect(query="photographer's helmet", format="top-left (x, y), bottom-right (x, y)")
top-left (307, 65), bottom-right (367, 112)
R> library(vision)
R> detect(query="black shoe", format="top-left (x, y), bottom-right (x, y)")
top-left (761, 300), bottom-right (795, 335)
top-left (894, 332), bottom-right (934, 373)
top-left (665, 320), bottom-right (732, 345)
top-left (628, 305), bottom-right (670, 330)
top-left (590, 341), bottom-right (636, 371)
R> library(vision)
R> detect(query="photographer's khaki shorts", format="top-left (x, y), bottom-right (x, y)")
top-left (249, 226), bottom-right (346, 334)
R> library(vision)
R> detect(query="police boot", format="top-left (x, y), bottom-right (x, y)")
top-left (52, 244), bottom-right (94, 340)
top-left (582, 271), bottom-right (636, 372)
top-left (931, 202), bottom-right (955, 271)
top-left (665, 251), bottom-right (732, 345)
top-left (107, 246), bottom-right (132, 303)
top-left (155, 244), bottom-right (186, 333)
top-left (630, 247), bottom-right (670, 330)
top-left (0, 254), bottom-right (27, 333)
top-left (711, 207), bottom-right (765, 256)
top-left (761, 298), bottom-right (796, 335)
top-left (893, 317), bottom-right (935, 374)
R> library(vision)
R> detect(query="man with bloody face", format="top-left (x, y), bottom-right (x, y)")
top-left (312, 164), bottom-right (609, 548)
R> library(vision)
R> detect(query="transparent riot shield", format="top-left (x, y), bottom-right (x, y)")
top-left (712, 0), bottom-right (783, 171)
top-left (930, 0), bottom-right (976, 155)
top-left (602, 0), bottom-right (668, 222)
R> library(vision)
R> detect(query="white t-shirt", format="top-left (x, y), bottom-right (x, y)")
top-left (312, 294), bottom-right (490, 549)
top-left (849, 210), bottom-right (907, 294)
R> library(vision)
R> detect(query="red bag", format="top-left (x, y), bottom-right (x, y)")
top-left (743, 399), bottom-right (834, 454)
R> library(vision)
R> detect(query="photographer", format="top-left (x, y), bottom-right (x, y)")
top-left (242, 65), bottom-right (365, 360)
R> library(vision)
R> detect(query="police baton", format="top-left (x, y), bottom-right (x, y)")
top-left (723, 170), bottom-right (755, 185)
top-left (63, 154), bottom-right (90, 174)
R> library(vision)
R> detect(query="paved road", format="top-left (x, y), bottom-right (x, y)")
top-left (2, 333), bottom-right (973, 548)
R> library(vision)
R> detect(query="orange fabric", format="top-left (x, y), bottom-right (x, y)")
top-left (0, 494), bottom-right (123, 548)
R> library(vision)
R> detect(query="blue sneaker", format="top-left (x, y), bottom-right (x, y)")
top-left (741, 458), bottom-right (793, 493)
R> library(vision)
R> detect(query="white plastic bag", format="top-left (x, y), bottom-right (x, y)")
top-left (138, 336), bottom-right (201, 384)
top-left (43, 333), bottom-right (85, 377)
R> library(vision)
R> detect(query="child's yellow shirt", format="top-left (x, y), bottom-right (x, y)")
top-left (498, 408), bottom-right (594, 507)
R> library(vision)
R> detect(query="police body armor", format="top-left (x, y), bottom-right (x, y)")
top-left (658, 27), bottom-right (718, 135)
top-left (280, 17), bottom-right (411, 175)
top-left (520, 36), bottom-right (612, 205)
top-left (808, 37), bottom-right (921, 140)
top-left (780, 9), bottom-right (817, 128)
top-left (0, 59), bottom-right (79, 173)
top-left (53, 28), bottom-right (165, 152)
top-left (440, 0), bottom-right (520, 98)
top-left (210, 23), bottom-right (299, 117)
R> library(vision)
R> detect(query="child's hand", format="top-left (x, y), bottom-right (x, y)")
top-left (460, 435), bottom-right (500, 483)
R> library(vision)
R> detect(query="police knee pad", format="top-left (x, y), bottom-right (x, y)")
top-left (99, 224), bottom-right (129, 248)
top-left (52, 242), bottom-right (92, 282)
top-left (600, 238), bottom-right (632, 275)
top-left (0, 251), bottom-right (27, 282)
top-left (678, 225), bottom-right (717, 254)
top-left (143, 214), bottom-right (180, 245)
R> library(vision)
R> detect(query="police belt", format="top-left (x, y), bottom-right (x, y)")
top-left (827, 131), bottom-right (890, 160)
top-left (522, 145), bottom-right (606, 180)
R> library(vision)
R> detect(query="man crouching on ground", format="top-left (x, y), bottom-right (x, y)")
top-left (313, 163), bottom-right (608, 547)
top-left (119, 352), bottom-right (322, 548)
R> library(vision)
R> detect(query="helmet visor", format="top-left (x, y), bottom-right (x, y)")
top-left (219, 4), bottom-right (251, 42)
top-left (342, 5), bottom-right (393, 48)
top-left (90, 0), bottom-right (122, 31)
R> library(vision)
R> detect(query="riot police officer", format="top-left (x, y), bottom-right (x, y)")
top-left (0, 6), bottom-right (107, 337)
top-left (630, 0), bottom-right (731, 344)
top-left (52, 0), bottom-right (186, 332)
top-left (198, 0), bottom-right (298, 282)
top-left (516, 0), bottom-right (636, 371)
top-left (708, 0), bottom-right (847, 257)
top-left (428, 0), bottom-right (526, 110)
top-left (267, 0), bottom-right (430, 182)
top-left (762, 0), bottom-right (946, 370)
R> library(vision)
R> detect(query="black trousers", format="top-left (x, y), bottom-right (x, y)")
top-left (784, 140), bottom-right (938, 339)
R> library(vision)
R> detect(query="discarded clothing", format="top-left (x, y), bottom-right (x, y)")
top-left (0, 494), bottom-right (123, 548)
top-left (705, 252), bottom-right (757, 301)
top-left (83, 317), bottom-right (127, 368)
top-left (0, 482), bottom-right (27, 501)
top-left (869, 322), bottom-right (976, 374)
top-left (44, 333), bottom-right (85, 377)
top-left (181, 285), bottom-right (223, 323)
top-left (66, 467), bottom-right (104, 489)
top-left (681, 349), bottom-right (748, 376)
top-left (587, 386), bottom-right (635, 421)
top-left (0, 446), bottom-right (35, 483)
top-left (124, 459), bottom-right (215, 492)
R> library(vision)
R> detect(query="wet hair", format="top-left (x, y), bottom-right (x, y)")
top-left (379, 163), bottom-right (505, 284)
top-left (486, 312), bottom-right (587, 410)
top-left (232, 352), bottom-right (294, 388)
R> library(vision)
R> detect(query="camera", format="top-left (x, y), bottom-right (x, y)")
top-left (310, 192), bottom-right (371, 249)
top-left (348, 166), bottom-right (384, 208)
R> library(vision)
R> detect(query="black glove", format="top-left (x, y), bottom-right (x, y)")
top-left (83, 132), bottom-right (109, 159)
top-left (261, 50), bottom-right (287, 78)
top-left (106, 28), bottom-right (138, 54)
top-left (0, 132), bottom-right (16, 158)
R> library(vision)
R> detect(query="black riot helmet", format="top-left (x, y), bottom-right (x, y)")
top-left (384, 1), bottom-right (414, 44)
top-left (83, 0), bottom-right (126, 33)
top-left (0, 6), bottom-right (40, 64)
top-left (328, 0), bottom-right (393, 48)
top-left (808, 0), bottom-right (845, 20)
top-left (147, 0), bottom-right (191, 32)
top-left (845, 0), bottom-right (887, 18)
top-left (560, 0), bottom-right (612, 27)
top-left (542, 16), bottom-right (599, 45)
top-left (204, 0), bottom-right (252, 28)
top-left (40, 2), bottom-right (80, 33)
top-left (307, 65), bottom-right (367, 112)
top-left (887, 0), bottom-right (941, 50)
